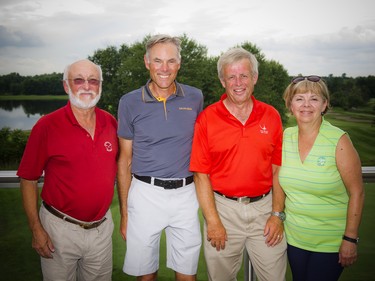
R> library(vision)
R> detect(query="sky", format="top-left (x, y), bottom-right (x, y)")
top-left (0, 0), bottom-right (374, 78)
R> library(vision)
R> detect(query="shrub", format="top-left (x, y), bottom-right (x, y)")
top-left (0, 127), bottom-right (29, 169)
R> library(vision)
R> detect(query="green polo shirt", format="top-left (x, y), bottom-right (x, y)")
top-left (279, 119), bottom-right (348, 252)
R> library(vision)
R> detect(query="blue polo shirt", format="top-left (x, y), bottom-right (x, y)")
top-left (117, 80), bottom-right (203, 178)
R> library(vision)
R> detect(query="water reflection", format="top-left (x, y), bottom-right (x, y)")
top-left (0, 100), bottom-right (67, 130)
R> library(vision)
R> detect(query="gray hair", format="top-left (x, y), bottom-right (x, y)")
top-left (217, 47), bottom-right (259, 80)
top-left (145, 34), bottom-right (181, 62)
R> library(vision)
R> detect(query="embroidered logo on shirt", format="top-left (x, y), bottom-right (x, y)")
top-left (317, 156), bottom-right (326, 166)
top-left (104, 141), bottom-right (113, 152)
top-left (259, 124), bottom-right (268, 134)
top-left (179, 107), bottom-right (193, 111)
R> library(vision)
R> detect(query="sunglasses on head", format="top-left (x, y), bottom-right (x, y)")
top-left (291, 75), bottom-right (321, 84)
top-left (67, 78), bottom-right (102, 86)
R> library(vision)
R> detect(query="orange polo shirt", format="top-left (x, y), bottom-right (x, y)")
top-left (190, 94), bottom-right (282, 197)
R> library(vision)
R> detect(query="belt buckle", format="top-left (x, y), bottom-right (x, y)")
top-left (160, 179), bottom-right (182, 189)
top-left (237, 196), bottom-right (250, 204)
top-left (162, 180), bottom-right (175, 189)
top-left (80, 223), bottom-right (92, 229)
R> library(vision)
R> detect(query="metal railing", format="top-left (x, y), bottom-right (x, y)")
top-left (1, 167), bottom-right (374, 281)
top-left (3, 166), bottom-right (374, 186)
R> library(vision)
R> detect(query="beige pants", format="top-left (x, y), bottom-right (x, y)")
top-left (39, 204), bottom-right (114, 281)
top-left (204, 192), bottom-right (287, 281)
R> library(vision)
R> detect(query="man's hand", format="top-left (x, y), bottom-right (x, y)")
top-left (207, 222), bottom-right (228, 251)
top-left (119, 214), bottom-right (128, 241)
top-left (32, 225), bottom-right (55, 258)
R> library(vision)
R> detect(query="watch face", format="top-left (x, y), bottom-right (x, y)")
top-left (280, 212), bottom-right (286, 221)
top-left (272, 211), bottom-right (286, 221)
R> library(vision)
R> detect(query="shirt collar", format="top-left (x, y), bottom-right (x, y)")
top-left (141, 79), bottom-right (185, 102)
top-left (218, 94), bottom-right (258, 113)
top-left (64, 100), bottom-right (103, 129)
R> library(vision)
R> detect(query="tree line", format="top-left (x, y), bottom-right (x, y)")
top-left (1, 34), bottom-right (375, 122)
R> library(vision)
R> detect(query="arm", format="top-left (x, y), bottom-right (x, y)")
top-left (336, 134), bottom-right (365, 267)
top-left (194, 172), bottom-right (227, 251)
top-left (20, 178), bottom-right (54, 258)
top-left (117, 137), bottom-right (133, 240)
top-left (264, 164), bottom-right (285, 246)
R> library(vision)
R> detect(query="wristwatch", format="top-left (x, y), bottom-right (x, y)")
top-left (271, 211), bottom-right (286, 222)
top-left (342, 235), bottom-right (359, 244)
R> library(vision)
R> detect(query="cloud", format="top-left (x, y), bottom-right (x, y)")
top-left (257, 23), bottom-right (375, 77)
top-left (0, 0), bottom-right (374, 77)
top-left (0, 25), bottom-right (43, 47)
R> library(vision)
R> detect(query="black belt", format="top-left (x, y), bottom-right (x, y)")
top-left (214, 190), bottom-right (270, 204)
top-left (133, 174), bottom-right (194, 189)
top-left (42, 201), bottom-right (107, 229)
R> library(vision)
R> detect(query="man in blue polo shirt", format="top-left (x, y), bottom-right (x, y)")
top-left (117, 34), bottom-right (203, 281)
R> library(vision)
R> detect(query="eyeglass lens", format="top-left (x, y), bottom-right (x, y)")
top-left (291, 75), bottom-right (321, 84)
top-left (70, 78), bottom-right (101, 86)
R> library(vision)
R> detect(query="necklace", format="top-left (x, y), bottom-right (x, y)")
top-left (150, 82), bottom-right (176, 101)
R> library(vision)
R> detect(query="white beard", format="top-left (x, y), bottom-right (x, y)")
top-left (68, 87), bottom-right (101, 109)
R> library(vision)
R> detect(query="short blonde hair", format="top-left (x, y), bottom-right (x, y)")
top-left (217, 47), bottom-right (258, 80)
top-left (283, 78), bottom-right (331, 114)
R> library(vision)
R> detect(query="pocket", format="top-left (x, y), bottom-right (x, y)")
top-left (252, 192), bottom-right (272, 215)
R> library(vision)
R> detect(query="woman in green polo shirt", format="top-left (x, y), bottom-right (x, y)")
top-left (277, 75), bottom-right (364, 281)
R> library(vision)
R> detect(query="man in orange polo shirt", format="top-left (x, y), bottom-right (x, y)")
top-left (190, 47), bottom-right (287, 281)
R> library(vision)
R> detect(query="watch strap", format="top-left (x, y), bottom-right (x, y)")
top-left (342, 235), bottom-right (359, 244)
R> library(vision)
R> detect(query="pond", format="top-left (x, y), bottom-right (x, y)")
top-left (0, 100), bottom-right (67, 130)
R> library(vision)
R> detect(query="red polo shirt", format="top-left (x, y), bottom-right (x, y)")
top-left (190, 94), bottom-right (282, 197)
top-left (17, 102), bottom-right (118, 221)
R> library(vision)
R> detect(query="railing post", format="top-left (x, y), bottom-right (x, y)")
top-left (244, 249), bottom-right (256, 281)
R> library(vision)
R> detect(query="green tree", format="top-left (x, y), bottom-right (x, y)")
top-left (90, 40), bottom-right (149, 116)
top-left (178, 34), bottom-right (222, 107)
top-left (0, 72), bottom-right (24, 95)
top-left (0, 128), bottom-right (29, 169)
top-left (89, 45), bottom-right (121, 85)
top-left (240, 42), bottom-right (290, 124)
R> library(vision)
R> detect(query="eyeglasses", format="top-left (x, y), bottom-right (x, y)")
top-left (67, 78), bottom-right (102, 86)
top-left (291, 75), bottom-right (321, 84)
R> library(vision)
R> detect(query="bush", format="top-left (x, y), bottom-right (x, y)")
top-left (0, 127), bottom-right (29, 169)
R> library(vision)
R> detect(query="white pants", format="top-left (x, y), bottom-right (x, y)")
top-left (123, 177), bottom-right (202, 276)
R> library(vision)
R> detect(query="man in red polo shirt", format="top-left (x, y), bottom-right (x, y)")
top-left (190, 48), bottom-right (287, 281)
top-left (17, 59), bottom-right (118, 280)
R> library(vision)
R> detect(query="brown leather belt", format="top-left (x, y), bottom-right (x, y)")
top-left (214, 190), bottom-right (270, 204)
top-left (42, 201), bottom-right (106, 229)
top-left (133, 174), bottom-right (194, 189)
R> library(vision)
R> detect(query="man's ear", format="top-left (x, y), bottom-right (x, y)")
top-left (219, 78), bottom-right (226, 88)
top-left (144, 55), bottom-right (150, 70)
top-left (252, 73), bottom-right (259, 85)
top-left (62, 80), bottom-right (69, 94)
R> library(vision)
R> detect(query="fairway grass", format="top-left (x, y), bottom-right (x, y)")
top-left (1, 184), bottom-right (374, 281)
top-left (286, 111), bottom-right (375, 166)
